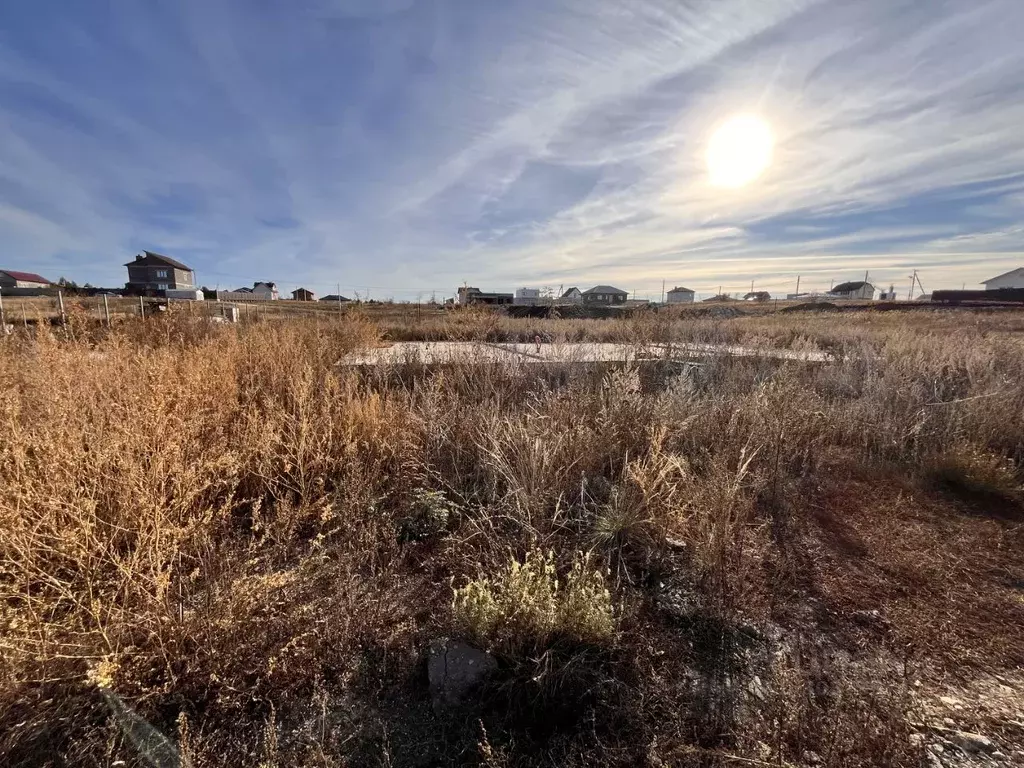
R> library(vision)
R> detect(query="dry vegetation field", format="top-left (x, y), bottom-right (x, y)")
top-left (1, 305), bottom-right (1023, 767)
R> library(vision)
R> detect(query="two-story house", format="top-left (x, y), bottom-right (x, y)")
top-left (124, 251), bottom-right (196, 295)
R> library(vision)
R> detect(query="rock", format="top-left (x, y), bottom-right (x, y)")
top-left (746, 675), bottom-right (765, 701)
top-left (851, 609), bottom-right (885, 627)
top-left (946, 730), bottom-right (996, 754)
top-left (427, 639), bottom-right (497, 714)
top-left (929, 743), bottom-right (944, 755)
top-left (943, 717), bottom-right (957, 728)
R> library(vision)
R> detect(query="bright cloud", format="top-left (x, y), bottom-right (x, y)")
top-left (0, 0), bottom-right (1022, 298)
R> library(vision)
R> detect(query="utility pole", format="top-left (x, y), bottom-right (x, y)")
top-left (908, 270), bottom-right (917, 301)
top-left (0, 289), bottom-right (5, 332)
top-left (337, 283), bottom-right (343, 312)
top-left (750, 279), bottom-right (755, 294)
top-left (661, 279), bottom-right (665, 304)
top-left (795, 275), bottom-right (801, 297)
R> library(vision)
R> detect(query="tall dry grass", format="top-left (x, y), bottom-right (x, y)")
top-left (1, 308), bottom-right (1022, 766)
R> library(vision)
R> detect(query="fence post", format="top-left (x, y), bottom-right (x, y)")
top-left (0, 288), bottom-right (6, 332)
top-left (57, 290), bottom-right (66, 325)
top-left (139, 295), bottom-right (145, 320)
top-left (103, 294), bottom-right (111, 327)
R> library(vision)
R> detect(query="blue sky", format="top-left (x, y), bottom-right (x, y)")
top-left (2, 0), bottom-right (1023, 299)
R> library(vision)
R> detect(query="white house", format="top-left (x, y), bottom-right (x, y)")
top-left (560, 287), bottom-right (583, 304)
top-left (0, 270), bottom-right (51, 289)
top-left (982, 267), bottom-right (1024, 290)
top-left (666, 286), bottom-right (695, 304)
top-left (514, 287), bottom-right (542, 306)
top-left (252, 281), bottom-right (279, 300)
top-left (828, 281), bottom-right (874, 300)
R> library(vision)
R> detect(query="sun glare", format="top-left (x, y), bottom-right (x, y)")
top-left (706, 114), bottom-right (773, 188)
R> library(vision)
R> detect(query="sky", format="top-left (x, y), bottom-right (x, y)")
top-left (2, 0), bottom-right (1024, 300)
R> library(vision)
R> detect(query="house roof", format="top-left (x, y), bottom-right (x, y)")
top-left (667, 286), bottom-right (694, 293)
top-left (981, 267), bottom-right (1024, 284)
top-left (830, 281), bottom-right (873, 293)
top-left (561, 287), bottom-right (580, 297)
top-left (320, 294), bottom-right (351, 302)
top-left (583, 285), bottom-right (628, 295)
top-left (254, 281), bottom-right (277, 289)
top-left (123, 250), bottom-right (194, 271)
top-left (292, 287), bottom-right (314, 294)
top-left (0, 270), bottom-right (51, 284)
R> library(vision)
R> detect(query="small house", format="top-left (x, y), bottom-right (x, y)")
top-left (0, 270), bottom-right (51, 289)
top-left (982, 267), bottom-right (1024, 290)
top-left (582, 285), bottom-right (628, 305)
top-left (514, 288), bottom-right (542, 306)
top-left (828, 281), bottom-right (874, 300)
top-left (560, 287), bottom-right (583, 304)
top-left (457, 286), bottom-right (513, 305)
top-left (666, 286), bottom-right (695, 304)
top-left (320, 294), bottom-right (351, 304)
top-left (291, 287), bottom-right (316, 302)
top-left (252, 282), bottom-right (279, 300)
top-left (125, 251), bottom-right (196, 294)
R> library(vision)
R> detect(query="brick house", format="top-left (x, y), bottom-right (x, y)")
top-left (124, 252), bottom-right (196, 294)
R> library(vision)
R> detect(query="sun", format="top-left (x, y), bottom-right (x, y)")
top-left (706, 114), bottom-right (773, 188)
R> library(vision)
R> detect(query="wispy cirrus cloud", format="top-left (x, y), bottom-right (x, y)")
top-left (0, 0), bottom-right (1022, 297)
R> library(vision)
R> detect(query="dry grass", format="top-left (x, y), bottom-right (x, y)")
top-left (1, 307), bottom-right (1023, 766)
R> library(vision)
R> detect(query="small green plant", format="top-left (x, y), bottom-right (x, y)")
top-left (452, 549), bottom-right (616, 650)
top-left (397, 487), bottom-right (458, 542)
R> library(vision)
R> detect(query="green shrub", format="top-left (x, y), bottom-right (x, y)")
top-left (452, 549), bottom-right (616, 650)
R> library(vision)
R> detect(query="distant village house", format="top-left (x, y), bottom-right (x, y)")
top-left (560, 287), bottom-right (583, 304)
top-left (291, 287), bottom-right (316, 302)
top-left (125, 251), bottom-right (195, 294)
top-left (582, 285), bottom-right (628, 305)
top-left (0, 270), bottom-right (51, 290)
top-left (828, 281), bottom-right (874, 300)
top-left (666, 286), bottom-right (695, 304)
top-left (514, 288), bottom-right (542, 306)
top-left (320, 294), bottom-right (351, 304)
top-left (457, 286), bottom-right (513, 306)
top-left (982, 267), bottom-right (1024, 290)
top-left (252, 282), bottom-right (279, 300)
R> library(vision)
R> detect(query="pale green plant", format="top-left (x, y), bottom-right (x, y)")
top-left (452, 549), bottom-right (616, 649)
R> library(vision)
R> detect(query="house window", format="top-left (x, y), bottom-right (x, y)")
top-left (158, 283), bottom-right (169, 291)
top-left (156, 269), bottom-right (168, 278)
